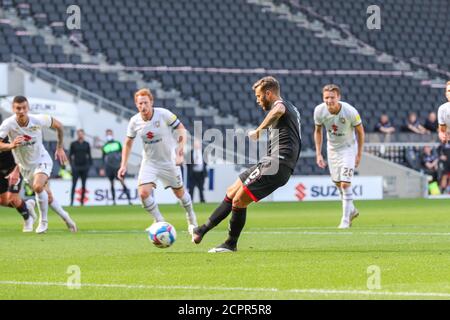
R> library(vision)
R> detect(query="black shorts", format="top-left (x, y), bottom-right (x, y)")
top-left (0, 168), bottom-right (23, 194)
top-left (239, 161), bottom-right (293, 202)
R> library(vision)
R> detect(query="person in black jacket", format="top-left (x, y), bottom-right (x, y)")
top-left (100, 129), bottom-right (132, 205)
top-left (69, 129), bottom-right (92, 206)
top-left (187, 140), bottom-right (207, 203)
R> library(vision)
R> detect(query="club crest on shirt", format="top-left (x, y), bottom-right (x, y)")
top-left (155, 121), bottom-right (160, 128)
top-left (339, 117), bottom-right (346, 124)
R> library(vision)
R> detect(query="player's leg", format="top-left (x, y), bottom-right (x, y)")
top-left (337, 150), bottom-right (357, 229)
top-left (139, 161), bottom-right (167, 226)
top-left (70, 168), bottom-right (80, 206)
top-left (6, 192), bottom-right (36, 232)
top-left (0, 181), bottom-right (36, 232)
top-left (172, 185), bottom-right (197, 233)
top-left (139, 183), bottom-right (165, 227)
top-left (33, 172), bottom-right (50, 233)
top-left (46, 185), bottom-right (77, 232)
top-left (192, 178), bottom-right (242, 244)
top-left (339, 181), bottom-right (353, 228)
top-left (3, 172), bottom-right (37, 232)
top-left (209, 186), bottom-right (253, 252)
top-left (161, 165), bottom-right (198, 233)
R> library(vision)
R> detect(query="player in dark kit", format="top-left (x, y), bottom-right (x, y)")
top-left (192, 76), bottom-right (302, 252)
top-left (0, 137), bottom-right (37, 232)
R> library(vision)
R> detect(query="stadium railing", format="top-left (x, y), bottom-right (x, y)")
top-left (10, 54), bottom-right (135, 121)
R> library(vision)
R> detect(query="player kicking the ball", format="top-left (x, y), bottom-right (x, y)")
top-left (118, 88), bottom-right (198, 233)
top-left (437, 81), bottom-right (450, 144)
top-left (0, 96), bottom-right (77, 233)
top-left (314, 84), bottom-right (365, 229)
top-left (192, 76), bottom-right (302, 252)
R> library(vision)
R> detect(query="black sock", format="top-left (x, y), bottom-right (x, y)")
top-left (198, 196), bottom-right (233, 235)
top-left (15, 201), bottom-right (30, 220)
top-left (225, 206), bottom-right (247, 248)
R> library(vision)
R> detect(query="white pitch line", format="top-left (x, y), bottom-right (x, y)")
top-left (82, 230), bottom-right (450, 236)
top-left (0, 281), bottom-right (449, 298)
top-left (1, 229), bottom-right (450, 237)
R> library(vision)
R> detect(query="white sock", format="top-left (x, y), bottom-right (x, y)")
top-left (49, 198), bottom-right (71, 222)
top-left (142, 196), bottom-right (165, 222)
top-left (36, 190), bottom-right (49, 223)
top-left (179, 191), bottom-right (197, 226)
top-left (342, 187), bottom-right (353, 224)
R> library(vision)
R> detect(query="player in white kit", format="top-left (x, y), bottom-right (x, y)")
top-left (0, 96), bottom-right (77, 233)
top-left (314, 85), bottom-right (365, 229)
top-left (437, 81), bottom-right (450, 144)
top-left (118, 89), bottom-right (197, 233)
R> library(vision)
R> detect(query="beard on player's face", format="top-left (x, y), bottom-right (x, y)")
top-left (261, 96), bottom-right (272, 111)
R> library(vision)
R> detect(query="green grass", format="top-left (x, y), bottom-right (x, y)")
top-left (1, 199), bottom-right (450, 300)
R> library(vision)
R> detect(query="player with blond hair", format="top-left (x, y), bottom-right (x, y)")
top-left (118, 89), bottom-right (197, 233)
top-left (314, 84), bottom-right (365, 229)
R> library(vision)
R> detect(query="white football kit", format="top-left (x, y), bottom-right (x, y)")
top-left (0, 114), bottom-right (53, 184)
top-left (438, 102), bottom-right (450, 129)
top-left (127, 108), bottom-right (183, 189)
top-left (314, 101), bottom-right (362, 183)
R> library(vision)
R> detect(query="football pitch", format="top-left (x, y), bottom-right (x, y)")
top-left (0, 199), bottom-right (449, 300)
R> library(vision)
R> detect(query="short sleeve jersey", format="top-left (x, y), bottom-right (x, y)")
top-left (0, 114), bottom-right (53, 168)
top-left (126, 108), bottom-right (181, 165)
top-left (314, 101), bottom-right (362, 151)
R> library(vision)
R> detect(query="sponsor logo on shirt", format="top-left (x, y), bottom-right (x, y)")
top-left (328, 124), bottom-right (345, 137)
top-left (21, 135), bottom-right (36, 146)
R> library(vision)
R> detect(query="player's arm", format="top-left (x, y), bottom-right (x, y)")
top-left (314, 124), bottom-right (326, 168)
top-left (118, 137), bottom-right (134, 180)
top-left (173, 122), bottom-right (187, 165)
top-left (50, 118), bottom-right (68, 165)
top-left (0, 136), bottom-right (23, 151)
top-left (248, 103), bottom-right (285, 140)
top-left (355, 124), bottom-right (365, 168)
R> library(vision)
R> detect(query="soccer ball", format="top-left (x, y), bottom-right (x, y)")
top-left (148, 222), bottom-right (177, 248)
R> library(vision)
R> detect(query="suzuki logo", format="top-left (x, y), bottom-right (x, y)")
top-left (146, 131), bottom-right (154, 139)
top-left (295, 183), bottom-right (306, 201)
top-left (23, 135), bottom-right (32, 141)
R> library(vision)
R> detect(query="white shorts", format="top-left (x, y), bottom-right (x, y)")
top-left (327, 147), bottom-right (356, 183)
top-left (138, 163), bottom-right (183, 189)
top-left (20, 162), bottom-right (53, 185)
